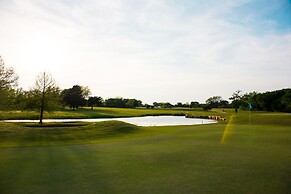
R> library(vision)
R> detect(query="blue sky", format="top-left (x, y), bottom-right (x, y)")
top-left (0, 0), bottom-right (290, 104)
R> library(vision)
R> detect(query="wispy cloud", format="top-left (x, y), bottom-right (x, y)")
top-left (0, 0), bottom-right (290, 103)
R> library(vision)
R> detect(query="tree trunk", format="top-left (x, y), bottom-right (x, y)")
top-left (39, 91), bottom-right (45, 124)
top-left (39, 104), bottom-right (44, 125)
top-left (39, 73), bottom-right (46, 125)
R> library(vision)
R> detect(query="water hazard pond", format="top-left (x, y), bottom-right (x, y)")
top-left (4, 116), bottom-right (217, 127)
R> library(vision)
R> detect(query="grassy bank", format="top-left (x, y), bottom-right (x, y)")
top-left (0, 107), bottom-right (221, 120)
top-left (0, 109), bottom-right (290, 193)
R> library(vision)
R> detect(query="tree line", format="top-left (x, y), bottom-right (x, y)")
top-left (0, 55), bottom-right (290, 124)
top-left (204, 89), bottom-right (291, 113)
top-left (241, 89), bottom-right (291, 112)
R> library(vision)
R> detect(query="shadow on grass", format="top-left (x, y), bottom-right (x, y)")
top-left (0, 121), bottom-right (143, 148)
top-left (16, 122), bottom-right (91, 128)
top-left (93, 121), bottom-right (140, 134)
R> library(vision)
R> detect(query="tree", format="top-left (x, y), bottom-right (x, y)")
top-left (105, 98), bottom-right (123, 108)
top-left (190, 101), bottom-right (200, 108)
top-left (0, 87), bottom-right (16, 110)
top-left (229, 90), bottom-right (242, 113)
top-left (81, 86), bottom-right (91, 99)
top-left (126, 99), bottom-right (137, 108)
top-left (281, 90), bottom-right (291, 112)
top-left (103, 98), bottom-right (143, 108)
top-left (203, 104), bottom-right (212, 111)
top-left (11, 88), bottom-right (27, 110)
top-left (0, 56), bottom-right (19, 110)
top-left (33, 72), bottom-right (60, 124)
top-left (160, 102), bottom-right (173, 108)
top-left (153, 102), bottom-right (159, 108)
top-left (184, 102), bottom-right (190, 108)
top-left (252, 89), bottom-right (291, 112)
top-left (88, 96), bottom-right (103, 109)
top-left (240, 92), bottom-right (256, 110)
top-left (219, 100), bottom-right (230, 108)
top-left (0, 56), bottom-right (18, 90)
top-left (61, 85), bottom-right (90, 109)
top-left (206, 96), bottom-right (223, 108)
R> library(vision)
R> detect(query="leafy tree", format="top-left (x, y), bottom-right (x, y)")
top-left (88, 96), bottom-right (103, 109)
top-left (0, 56), bottom-right (19, 110)
top-left (32, 72), bottom-right (60, 124)
top-left (203, 104), bottom-right (212, 111)
top-left (0, 88), bottom-right (16, 110)
top-left (145, 104), bottom-right (154, 109)
top-left (219, 100), bottom-right (230, 108)
top-left (175, 102), bottom-right (191, 108)
top-left (0, 56), bottom-right (18, 90)
top-left (61, 85), bottom-right (90, 109)
top-left (20, 90), bottom-right (36, 110)
top-left (256, 92), bottom-right (275, 111)
top-left (242, 91), bottom-right (257, 110)
top-left (159, 102), bottom-right (173, 108)
top-left (253, 89), bottom-right (291, 112)
top-left (105, 98), bottom-right (125, 108)
top-left (175, 102), bottom-right (183, 107)
top-left (153, 102), bottom-right (159, 108)
top-left (206, 96), bottom-right (222, 108)
top-left (229, 90), bottom-right (242, 113)
top-left (281, 90), bottom-right (291, 112)
top-left (190, 101), bottom-right (200, 108)
top-left (151, 102), bottom-right (173, 108)
top-left (81, 86), bottom-right (91, 99)
top-left (184, 102), bottom-right (190, 108)
top-left (11, 88), bottom-right (28, 110)
top-left (104, 98), bottom-right (142, 108)
top-left (126, 99), bottom-right (142, 108)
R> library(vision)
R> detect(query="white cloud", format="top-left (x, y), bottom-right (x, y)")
top-left (0, 0), bottom-right (290, 103)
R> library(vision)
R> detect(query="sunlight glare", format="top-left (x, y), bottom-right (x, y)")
top-left (22, 35), bottom-right (65, 69)
top-left (221, 115), bottom-right (234, 144)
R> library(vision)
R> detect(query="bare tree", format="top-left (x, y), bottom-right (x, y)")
top-left (34, 71), bottom-right (59, 124)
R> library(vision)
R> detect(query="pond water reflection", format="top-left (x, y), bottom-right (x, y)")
top-left (4, 116), bottom-right (217, 127)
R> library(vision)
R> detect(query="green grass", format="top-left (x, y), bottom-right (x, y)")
top-left (0, 109), bottom-right (290, 193)
top-left (0, 107), bottom-right (218, 120)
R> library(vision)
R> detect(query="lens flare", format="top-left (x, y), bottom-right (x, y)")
top-left (221, 115), bottom-right (234, 144)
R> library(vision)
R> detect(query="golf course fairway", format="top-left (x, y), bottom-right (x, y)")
top-left (0, 108), bottom-right (290, 193)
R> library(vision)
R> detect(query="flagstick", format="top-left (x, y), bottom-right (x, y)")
top-left (248, 103), bottom-right (252, 130)
top-left (249, 109), bottom-right (251, 129)
top-left (249, 107), bottom-right (252, 130)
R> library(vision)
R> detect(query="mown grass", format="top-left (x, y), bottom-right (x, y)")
top-left (0, 107), bottom-right (217, 120)
top-left (0, 109), bottom-right (290, 193)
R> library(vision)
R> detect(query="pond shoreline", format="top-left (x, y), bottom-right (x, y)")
top-left (1, 112), bottom-right (226, 121)
top-left (185, 114), bottom-right (226, 121)
top-left (2, 115), bottom-right (218, 127)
